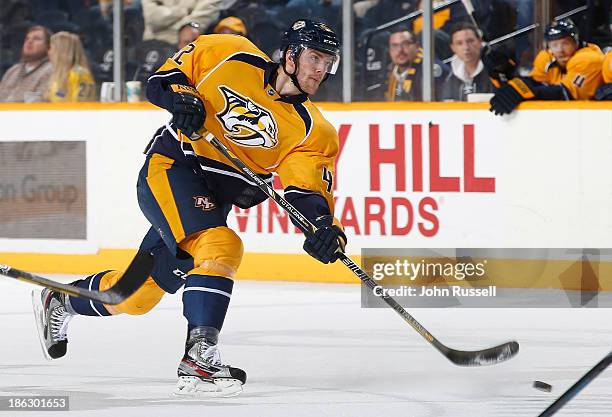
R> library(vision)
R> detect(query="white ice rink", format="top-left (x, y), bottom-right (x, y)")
top-left (1, 276), bottom-right (611, 417)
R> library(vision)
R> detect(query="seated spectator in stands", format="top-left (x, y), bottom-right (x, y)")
top-left (0, 25), bottom-right (53, 102)
top-left (486, 19), bottom-right (605, 115)
top-left (384, 27), bottom-right (447, 101)
top-left (46, 32), bottom-right (96, 102)
top-left (441, 22), bottom-right (492, 101)
top-left (142, 0), bottom-right (222, 45)
top-left (212, 16), bottom-right (247, 36)
top-left (178, 21), bottom-right (202, 49)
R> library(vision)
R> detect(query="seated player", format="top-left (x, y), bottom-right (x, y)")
top-left (485, 19), bottom-right (605, 115)
top-left (32, 19), bottom-right (346, 398)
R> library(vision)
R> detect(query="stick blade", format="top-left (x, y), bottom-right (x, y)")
top-left (446, 341), bottom-right (519, 367)
top-left (100, 250), bottom-right (154, 304)
top-left (0, 251), bottom-right (154, 305)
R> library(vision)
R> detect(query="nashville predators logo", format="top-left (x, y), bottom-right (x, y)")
top-left (216, 86), bottom-right (278, 148)
top-left (194, 196), bottom-right (215, 211)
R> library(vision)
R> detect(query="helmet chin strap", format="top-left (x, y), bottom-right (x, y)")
top-left (281, 58), bottom-right (308, 95)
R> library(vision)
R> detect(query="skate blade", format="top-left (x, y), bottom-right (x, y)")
top-left (31, 289), bottom-right (53, 361)
top-left (174, 376), bottom-right (243, 398)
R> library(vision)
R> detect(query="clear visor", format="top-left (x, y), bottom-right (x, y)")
top-left (300, 46), bottom-right (340, 75)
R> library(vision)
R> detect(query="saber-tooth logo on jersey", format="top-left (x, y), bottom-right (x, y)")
top-left (216, 86), bottom-right (278, 148)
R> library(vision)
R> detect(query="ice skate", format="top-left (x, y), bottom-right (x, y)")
top-left (175, 328), bottom-right (246, 397)
top-left (31, 288), bottom-right (73, 360)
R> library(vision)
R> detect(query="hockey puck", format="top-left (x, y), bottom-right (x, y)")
top-left (533, 380), bottom-right (552, 392)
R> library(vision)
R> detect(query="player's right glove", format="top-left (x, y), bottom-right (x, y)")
top-left (303, 215), bottom-right (347, 264)
top-left (489, 77), bottom-right (536, 115)
top-left (162, 84), bottom-right (205, 137)
top-left (481, 45), bottom-right (517, 88)
top-left (490, 76), bottom-right (568, 115)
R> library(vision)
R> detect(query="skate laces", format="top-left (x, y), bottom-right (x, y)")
top-left (50, 306), bottom-right (72, 341)
top-left (194, 341), bottom-right (224, 367)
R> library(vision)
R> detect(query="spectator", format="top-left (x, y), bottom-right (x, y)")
top-left (0, 25), bottom-right (53, 103)
top-left (384, 27), bottom-right (447, 101)
top-left (212, 16), bottom-right (247, 36)
top-left (441, 22), bottom-right (492, 101)
top-left (46, 32), bottom-right (96, 102)
top-left (142, 0), bottom-right (222, 45)
top-left (488, 19), bottom-right (605, 116)
top-left (178, 21), bottom-right (202, 49)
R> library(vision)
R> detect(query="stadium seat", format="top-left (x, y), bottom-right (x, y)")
top-left (132, 39), bottom-right (176, 84)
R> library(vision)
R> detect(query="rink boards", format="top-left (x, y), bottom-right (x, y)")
top-left (0, 101), bottom-right (611, 287)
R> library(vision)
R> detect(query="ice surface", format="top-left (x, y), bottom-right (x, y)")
top-left (1, 276), bottom-right (611, 416)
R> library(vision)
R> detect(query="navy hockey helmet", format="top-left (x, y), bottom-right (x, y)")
top-left (280, 19), bottom-right (341, 75)
top-left (544, 18), bottom-right (580, 45)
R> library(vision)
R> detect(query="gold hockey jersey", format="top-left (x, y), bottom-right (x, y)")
top-left (48, 66), bottom-right (95, 102)
top-left (530, 43), bottom-right (604, 100)
top-left (153, 34), bottom-right (339, 215)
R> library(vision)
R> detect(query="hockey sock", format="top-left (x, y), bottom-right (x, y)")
top-left (66, 271), bottom-right (113, 316)
top-left (183, 274), bottom-right (233, 332)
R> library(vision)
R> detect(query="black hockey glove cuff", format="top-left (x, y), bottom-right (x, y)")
top-left (489, 77), bottom-right (537, 115)
top-left (303, 215), bottom-right (347, 264)
top-left (481, 45), bottom-right (517, 88)
top-left (162, 84), bottom-right (205, 138)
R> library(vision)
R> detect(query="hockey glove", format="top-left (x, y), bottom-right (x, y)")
top-left (163, 84), bottom-right (205, 137)
top-left (595, 83), bottom-right (612, 101)
top-left (489, 77), bottom-right (536, 115)
top-left (303, 215), bottom-right (347, 264)
top-left (481, 45), bottom-right (517, 88)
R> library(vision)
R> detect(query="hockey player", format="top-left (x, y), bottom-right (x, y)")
top-left (486, 19), bottom-right (605, 115)
top-left (32, 19), bottom-right (346, 397)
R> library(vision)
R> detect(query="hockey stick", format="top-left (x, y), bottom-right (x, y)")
top-left (0, 250), bottom-right (154, 305)
top-left (205, 133), bottom-right (519, 366)
top-left (538, 350), bottom-right (612, 417)
top-left (460, 0), bottom-right (485, 40)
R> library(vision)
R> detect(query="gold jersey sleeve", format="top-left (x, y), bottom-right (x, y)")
top-left (530, 44), bottom-right (604, 99)
top-left (276, 104), bottom-right (339, 216)
top-left (603, 50), bottom-right (612, 84)
top-left (156, 34), bottom-right (268, 93)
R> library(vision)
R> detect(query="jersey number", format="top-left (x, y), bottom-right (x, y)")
top-left (572, 74), bottom-right (586, 88)
top-left (172, 43), bottom-right (195, 66)
top-left (322, 166), bottom-right (333, 193)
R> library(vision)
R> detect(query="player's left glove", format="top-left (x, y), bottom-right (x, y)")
top-left (163, 84), bottom-right (205, 137)
top-left (489, 77), bottom-right (536, 115)
top-left (303, 215), bottom-right (347, 264)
